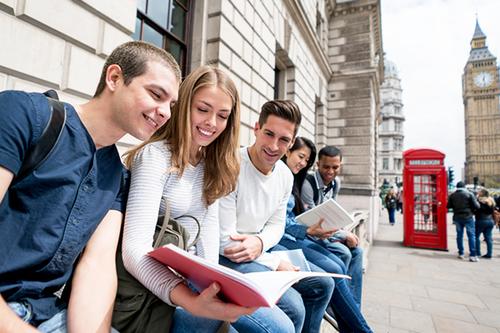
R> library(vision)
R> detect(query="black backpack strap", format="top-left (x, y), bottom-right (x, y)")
top-left (15, 90), bottom-right (67, 183)
top-left (305, 173), bottom-right (319, 205)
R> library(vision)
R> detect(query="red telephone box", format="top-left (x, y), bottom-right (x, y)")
top-left (402, 148), bottom-right (448, 250)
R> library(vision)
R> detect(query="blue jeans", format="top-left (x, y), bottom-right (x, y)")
top-left (388, 207), bottom-right (396, 224)
top-left (454, 217), bottom-right (476, 257)
top-left (475, 217), bottom-right (494, 257)
top-left (289, 261), bottom-right (334, 333)
top-left (279, 238), bottom-right (372, 333)
top-left (172, 308), bottom-right (237, 333)
top-left (218, 255), bottom-right (297, 333)
top-left (8, 302), bottom-right (119, 333)
top-left (219, 251), bottom-right (333, 333)
top-left (322, 241), bottom-right (364, 305)
top-left (172, 280), bottom-right (291, 333)
top-left (8, 302), bottom-right (67, 333)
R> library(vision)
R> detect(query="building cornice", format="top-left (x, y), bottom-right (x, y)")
top-left (333, 0), bottom-right (384, 80)
top-left (283, 0), bottom-right (333, 79)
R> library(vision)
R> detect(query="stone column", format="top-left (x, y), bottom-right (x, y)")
top-left (327, 0), bottom-right (383, 242)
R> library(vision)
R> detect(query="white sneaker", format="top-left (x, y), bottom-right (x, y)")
top-left (458, 254), bottom-right (465, 260)
top-left (469, 256), bottom-right (479, 262)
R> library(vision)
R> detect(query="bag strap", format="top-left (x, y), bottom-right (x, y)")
top-left (153, 200), bottom-right (201, 249)
top-left (15, 90), bottom-right (67, 183)
top-left (154, 201), bottom-right (172, 249)
top-left (306, 173), bottom-right (319, 205)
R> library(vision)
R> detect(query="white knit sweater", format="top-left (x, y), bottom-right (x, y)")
top-left (219, 147), bottom-right (293, 270)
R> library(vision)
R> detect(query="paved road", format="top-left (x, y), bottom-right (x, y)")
top-left (360, 210), bottom-right (500, 333)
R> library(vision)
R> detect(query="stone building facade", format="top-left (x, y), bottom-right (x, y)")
top-left (378, 59), bottom-right (404, 187)
top-left (0, 0), bottom-right (383, 240)
top-left (462, 20), bottom-right (500, 187)
top-left (324, 0), bottom-right (384, 241)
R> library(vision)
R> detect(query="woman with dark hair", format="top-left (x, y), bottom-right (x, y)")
top-left (475, 189), bottom-right (495, 259)
top-left (282, 137), bottom-right (317, 218)
top-left (279, 137), bottom-right (373, 333)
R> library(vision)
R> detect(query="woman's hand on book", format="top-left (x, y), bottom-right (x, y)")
top-left (173, 282), bottom-right (256, 322)
top-left (306, 219), bottom-right (337, 239)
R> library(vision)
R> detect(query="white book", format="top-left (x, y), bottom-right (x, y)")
top-left (149, 244), bottom-right (349, 308)
top-left (295, 198), bottom-right (355, 230)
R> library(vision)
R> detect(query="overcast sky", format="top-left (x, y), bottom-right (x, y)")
top-left (381, 0), bottom-right (500, 179)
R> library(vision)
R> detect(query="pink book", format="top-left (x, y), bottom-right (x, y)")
top-left (149, 244), bottom-right (349, 307)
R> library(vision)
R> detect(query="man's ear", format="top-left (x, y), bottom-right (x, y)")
top-left (289, 137), bottom-right (296, 149)
top-left (253, 121), bottom-right (260, 135)
top-left (105, 64), bottom-right (123, 92)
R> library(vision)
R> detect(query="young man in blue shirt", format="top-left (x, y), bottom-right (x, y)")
top-left (0, 41), bottom-right (182, 332)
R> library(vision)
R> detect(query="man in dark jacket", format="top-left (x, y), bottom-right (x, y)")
top-left (447, 181), bottom-right (480, 262)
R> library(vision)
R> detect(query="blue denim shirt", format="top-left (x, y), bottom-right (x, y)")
top-left (282, 195), bottom-right (308, 241)
top-left (0, 91), bottom-right (128, 325)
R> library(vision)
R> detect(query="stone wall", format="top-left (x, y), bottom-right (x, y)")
top-left (191, 0), bottom-right (331, 146)
top-left (0, 0), bottom-right (137, 149)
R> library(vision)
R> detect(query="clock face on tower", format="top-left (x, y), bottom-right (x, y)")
top-left (473, 71), bottom-right (494, 88)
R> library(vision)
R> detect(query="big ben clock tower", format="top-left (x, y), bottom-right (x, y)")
top-left (462, 20), bottom-right (500, 187)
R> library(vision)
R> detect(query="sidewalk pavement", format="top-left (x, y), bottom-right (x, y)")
top-left (361, 210), bottom-right (500, 333)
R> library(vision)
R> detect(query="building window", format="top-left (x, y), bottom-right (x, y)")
top-left (394, 158), bottom-right (402, 171)
top-left (394, 138), bottom-right (403, 151)
top-left (133, 0), bottom-right (192, 75)
top-left (274, 48), bottom-right (294, 100)
top-left (382, 120), bottom-right (389, 131)
top-left (274, 66), bottom-right (286, 100)
top-left (382, 139), bottom-right (389, 150)
top-left (383, 158), bottom-right (389, 170)
top-left (394, 120), bottom-right (402, 132)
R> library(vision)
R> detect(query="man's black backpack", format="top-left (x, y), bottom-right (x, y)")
top-left (305, 173), bottom-right (336, 205)
top-left (14, 89), bottom-right (67, 183)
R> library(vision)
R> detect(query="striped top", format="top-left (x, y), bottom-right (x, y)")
top-left (122, 141), bottom-right (219, 306)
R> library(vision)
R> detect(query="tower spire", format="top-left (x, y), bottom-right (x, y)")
top-left (473, 18), bottom-right (486, 39)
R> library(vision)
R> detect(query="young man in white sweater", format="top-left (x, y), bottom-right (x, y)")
top-left (219, 100), bottom-right (334, 333)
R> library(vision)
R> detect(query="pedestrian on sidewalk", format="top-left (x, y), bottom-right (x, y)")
top-left (474, 189), bottom-right (495, 259)
top-left (396, 188), bottom-right (403, 214)
top-left (493, 195), bottom-right (500, 231)
top-left (447, 181), bottom-right (480, 262)
top-left (385, 188), bottom-right (397, 225)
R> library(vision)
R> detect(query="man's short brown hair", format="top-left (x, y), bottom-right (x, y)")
top-left (94, 41), bottom-right (181, 97)
top-left (258, 100), bottom-right (302, 136)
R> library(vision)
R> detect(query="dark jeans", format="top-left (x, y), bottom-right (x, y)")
top-left (388, 208), bottom-right (396, 224)
top-left (475, 217), bottom-right (494, 257)
top-left (219, 251), bottom-right (333, 333)
top-left (322, 241), bottom-right (364, 306)
top-left (454, 216), bottom-right (476, 257)
top-left (279, 238), bottom-right (372, 333)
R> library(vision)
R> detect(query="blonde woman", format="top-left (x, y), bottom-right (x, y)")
top-left (119, 65), bottom-right (252, 332)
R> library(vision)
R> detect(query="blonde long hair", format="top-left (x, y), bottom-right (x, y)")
top-left (125, 65), bottom-right (241, 205)
top-left (478, 189), bottom-right (495, 207)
